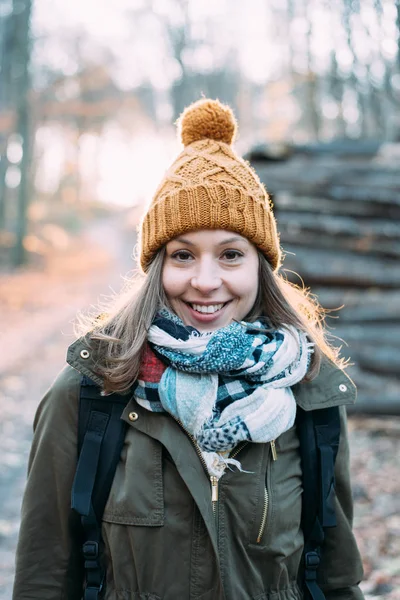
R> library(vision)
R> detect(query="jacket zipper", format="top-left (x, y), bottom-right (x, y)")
top-left (256, 440), bottom-right (277, 544)
top-left (172, 416), bottom-right (210, 472)
top-left (171, 417), bottom-right (222, 516)
top-left (270, 439), bottom-right (277, 461)
top-left (210, 476), bottom-right (219, 514)
top-left (170, 416), bottom-right (277, 542)
top-left (229, 441), bottom-right (248, 460)
top-left (209, 442), bottom-right (249, 514)
top-left (172, 417), bottom-right (248, 515)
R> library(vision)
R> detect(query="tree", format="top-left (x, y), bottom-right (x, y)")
top-left (0, 3), bottom-right (15, 232)
top-left (11, 0), bottom-right (33, 266)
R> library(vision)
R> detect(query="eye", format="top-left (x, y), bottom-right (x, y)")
top-left (222, 249), bottom-right (243, 261)
top-left (171, 250), bottom-right (193, 261)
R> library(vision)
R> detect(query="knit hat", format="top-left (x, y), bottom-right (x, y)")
top-left (139, 98), bottom-right (281, 272)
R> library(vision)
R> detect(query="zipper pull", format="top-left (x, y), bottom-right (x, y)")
top-left (210, 476), bottom-right (219, 502)
top-left (270, 440), bottom-right (278, 461)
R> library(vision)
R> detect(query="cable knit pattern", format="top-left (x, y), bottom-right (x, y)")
top-left (139, 98), bottom-right (281, 272)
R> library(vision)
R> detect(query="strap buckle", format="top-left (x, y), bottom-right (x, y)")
top-left (305, 550), bottom-right (321, 584)
top-left (84, 584), bottom-right (104, 599)
top-left (83, 541), bottom-right (99, 559)
top-left (305, 551), bottom-right (320, 570)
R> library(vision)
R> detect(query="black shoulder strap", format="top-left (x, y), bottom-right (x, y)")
top-left (71, 375), bottom-right (130, 600)
top-left (297, 406), bottom-right (341, 600)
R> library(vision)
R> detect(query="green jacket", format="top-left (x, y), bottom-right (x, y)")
top-left (13, 338), bottom-right (364, 600)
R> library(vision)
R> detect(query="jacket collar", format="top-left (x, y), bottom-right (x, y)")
top-left (66, 336), bottom-right (357, 410)
top-left (67, 336), bottom-right (105, 388)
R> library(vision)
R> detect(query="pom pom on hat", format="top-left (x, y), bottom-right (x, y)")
top-left (179, 98), bottom-right (237, 147)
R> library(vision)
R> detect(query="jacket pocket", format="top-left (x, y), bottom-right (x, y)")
top-left (247, 442), bottom-right (273, 548)
top-left (250, 444), bottom-right (272, 547)
top-left (102, 427), bottom-right (164, 526)
top-left (255, 485), bottom-right (269, 544)
top-left (250, 426), bottom-right (303, 557)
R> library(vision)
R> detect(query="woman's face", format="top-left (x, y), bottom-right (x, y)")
top-left (162, 229), bottom-right (259, 332)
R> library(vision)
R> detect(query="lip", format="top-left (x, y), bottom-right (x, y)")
top-left (183, 300), bottom-right (232, 323)
top-left (183, 300), bottom-right (232, 306)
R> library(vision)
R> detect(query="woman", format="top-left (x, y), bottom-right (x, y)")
top-left (13, 99), bottom-right (364, 600)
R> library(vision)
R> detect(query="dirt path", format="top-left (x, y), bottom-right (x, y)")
top-left (0, 337), bottom-right (75, 596)
top-left (0, 214), bottom-right (136, 597)
top-left (0, 217), bottom-right (399, 599)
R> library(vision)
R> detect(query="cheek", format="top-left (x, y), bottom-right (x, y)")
top-left (236, 265), bottom-right (259, 303)
top-left (162, 265), bottom-right (187, 299)
top-left (161, 267), bottom-right (174, 299)
top-left (244, 282), bottom-right (258, 308)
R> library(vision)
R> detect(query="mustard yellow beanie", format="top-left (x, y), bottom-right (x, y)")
top-left (139, 98), bottom-right (281, 272)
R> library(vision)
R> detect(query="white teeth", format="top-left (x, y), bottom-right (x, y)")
top-left (191, 303), bottom-right (224, 314)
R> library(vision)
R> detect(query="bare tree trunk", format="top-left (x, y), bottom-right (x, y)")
top-left (328, 50), bottom-right (347, 137)
top-left (341, 0), bottom-right (368, 136)
top-left (163, 0), bottom-right (193, 121)
top-left (286, 0), bottom-right (299, 137)
top-left (357, 0), bottom-right (386, 136)
top-left (394, 0), bottom-right (400, 76)
top-left (12, 0), bottom-right (32, 267)
top-left (303, 0), bottom-right (320, 139)
top-left (0, 6), bottom-right (14, 230)
top-left (0, 142), bottom-right (9, 230)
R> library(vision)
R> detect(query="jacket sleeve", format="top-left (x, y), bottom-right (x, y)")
top-left (13, 365), bottom-right (84, 600)
top-left (318, 405), bottom-right (365, 600)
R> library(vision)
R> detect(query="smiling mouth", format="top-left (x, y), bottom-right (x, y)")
top-left (184, 301), bottom-right (232, 314)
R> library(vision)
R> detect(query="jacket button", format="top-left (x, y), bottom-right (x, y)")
top-left (128, 412), bottom-right (139, 422)
top-left (339, 383), bottom-right (347, 392)
top-left (80, 350), bottom-right (90, 359)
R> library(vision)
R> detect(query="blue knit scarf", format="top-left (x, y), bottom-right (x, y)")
top-left (134, 310), bottom-right (313, 455)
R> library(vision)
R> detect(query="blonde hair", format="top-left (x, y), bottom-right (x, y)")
top-left (82, 249), bottom-right (344, 393)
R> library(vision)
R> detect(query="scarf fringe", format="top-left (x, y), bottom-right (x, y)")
top-left (201, 452), bottom-right (254, 479)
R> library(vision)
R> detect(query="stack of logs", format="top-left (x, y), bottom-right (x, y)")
top-left (250, 149), bottom-right (400, 415)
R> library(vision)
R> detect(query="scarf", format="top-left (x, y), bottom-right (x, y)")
top-left (134, 311), bottom-right (313, 475)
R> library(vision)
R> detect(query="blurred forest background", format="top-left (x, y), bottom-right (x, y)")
top-left (2, 0), bottom-right (400, 408)
top-left (1, 0), bottom-right (400, 267)
top-left (0, 1), bottom-right (400, 599)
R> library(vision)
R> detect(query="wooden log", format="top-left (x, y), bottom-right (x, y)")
top-left (312, 289), bottom-right (400, 322)
top-left (246, 139), bottom-right (384, 161)
top-left (345, 368), bottom-right (400, 415)
top-left (277, 212), bottom-right (400, 257)
top-left (341, 172), bottom-right (400, 188)
top-left (347, 397), bottom-right (400, 416)
top-left (274, 193), bottom-right (400, 219)
top-left (253, 162), bottom-right (400, 209)
top-left (347, 366), bottom-right (400, 391)
top-left (341, 346), bottom-right (400, 377)
top-left (282, 246), bottom-right (400, 288)
top-left (328, 324), bottom-right (400, 346)
top-left (253, 158), bottom-right (400, 188)
top-left (279, 231), bottom-right (400, 258)
top-left (249, 152), bottom-right (400, 413)
top-left (291, 139), bottom-right (382, 157)
top-left (265, 180), bottom-right (400, 215)
top-left (277, 212), bottom-right (400, 239)
top-left (328, 184), bottom-right (400, 206)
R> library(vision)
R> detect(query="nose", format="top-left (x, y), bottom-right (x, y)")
top-left (190, 260), bottom-right (222, 294)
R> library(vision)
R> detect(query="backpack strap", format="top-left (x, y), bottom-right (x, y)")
top-left (71, 375), bottom-right (130, 600)
top-left (296, 406), bottom-right (341, 600)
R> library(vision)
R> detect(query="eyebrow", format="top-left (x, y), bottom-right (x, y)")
top-left (173, 236), bottom-right (247, 246)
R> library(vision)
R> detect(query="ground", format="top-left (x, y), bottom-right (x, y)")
top-left (0, 215), bottom-right (399, 599)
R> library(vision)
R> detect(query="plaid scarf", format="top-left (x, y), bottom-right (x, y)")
top-left (134, 311), bottom-right (313, 461)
